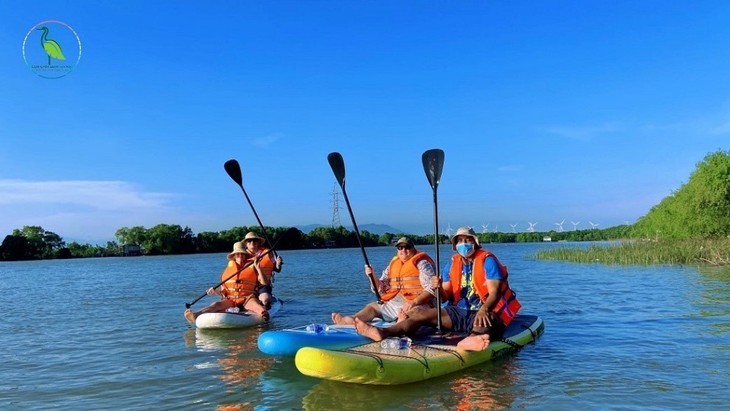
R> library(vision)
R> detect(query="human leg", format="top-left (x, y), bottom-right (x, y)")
top-left (183, 300), bottom-right (235, 324)
top-left (243, 296), bottom-right (269, 319)
top-left (332, 302), bottom-right (382, 325)
top-left (258, 284), bottom-right (273, 309)
top-left (354, 307), bottom-right (447, 341)
top-left (456, 312), bottom-right (505, 351)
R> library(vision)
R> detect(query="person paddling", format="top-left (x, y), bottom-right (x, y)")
top-left (183, 236), bottom-right (275, 324)
top-left (332, 237), bottom-right (437, 325)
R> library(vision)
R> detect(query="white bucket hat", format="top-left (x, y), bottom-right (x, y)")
top-left (450, 226), bottom-right (481, 250)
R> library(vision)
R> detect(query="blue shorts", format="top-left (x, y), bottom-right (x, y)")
top-left (443, 306), bottom-right (505, 339)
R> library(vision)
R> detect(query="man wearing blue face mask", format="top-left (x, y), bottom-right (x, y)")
top-left (354, 226), bottom-right (521, 351)
top-left (440, 227), bottom-right (522, 349)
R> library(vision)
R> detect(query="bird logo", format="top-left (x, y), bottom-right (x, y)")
top-left (37, 26), bottom-right (66, 66)
top-left (22, 20), bottom-right (82, 79)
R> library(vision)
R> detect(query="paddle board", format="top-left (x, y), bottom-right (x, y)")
top-left (195, 298), bottom-right (283, 329)
top-left (295, 314), bottom-right (544, 385)
top-left (258, 321), bottom-right (392, 356)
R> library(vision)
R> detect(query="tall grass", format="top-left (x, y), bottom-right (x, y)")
top-left (534, 238), bottom-right (730, 266)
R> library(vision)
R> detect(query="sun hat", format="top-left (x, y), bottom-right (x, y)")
top-left (395, 237), bottom-right (414, 248)
top-left (226, 241), bottom-right (246, 260)
top-left (451, 226), bottom-right (481, 250)
top-left (243, 232), bottom-right (265, 244)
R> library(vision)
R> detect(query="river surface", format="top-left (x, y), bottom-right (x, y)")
top-left (1, 242), bottom-right (728, 410)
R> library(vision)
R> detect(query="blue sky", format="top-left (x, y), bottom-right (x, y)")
top-left (1, 1), bottom-right (728, 244)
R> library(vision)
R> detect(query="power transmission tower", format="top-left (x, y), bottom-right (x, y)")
top-left (331, 183), bottom-right (341, 227)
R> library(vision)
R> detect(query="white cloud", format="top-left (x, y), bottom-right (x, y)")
top-left (0, 180), bottom-right (177, 243)
top-left (0, 180), bottom-right (173, 210)
top-left (539, 123), bottom-right (621, 141)
top-left (252, 133), bottom-right (282, 148)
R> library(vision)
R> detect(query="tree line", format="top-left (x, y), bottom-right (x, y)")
top-left (0, 222), bottom-right (627, 261)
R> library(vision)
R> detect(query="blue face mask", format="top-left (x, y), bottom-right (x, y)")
top-left (456, 243), bottom-right (474, 257)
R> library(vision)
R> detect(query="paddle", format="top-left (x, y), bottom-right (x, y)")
top-left (327, 152), bottom-right (382, 303)
top-left (422, 148), bottom-right (445, 333)
top-left (224, 159), bottom-right (278, 259)
top-left (185, 227), bottom-right (296, 309)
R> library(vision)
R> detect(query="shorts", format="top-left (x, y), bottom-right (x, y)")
top-left (257, 285), bottom-right (272, 295)
top-left (379, 298), bottom-right (433, 322)
top-left (443, 306), bottom-right (505, 340)
top-left (234, 294), bottom-right (259, 310)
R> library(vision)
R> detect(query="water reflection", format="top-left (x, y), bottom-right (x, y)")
top-left (299, 356), bottom-right (523, 410)
top-left (184, 327), bottom-right (274, 410)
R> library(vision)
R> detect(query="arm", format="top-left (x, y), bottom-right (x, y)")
top-left (273, 255), bottom-right (283, 273)
top-left (253, 259), bottom-right (268, 286)
top-left (474, 257), bottom-right (502, 328)
top-left (366, 265), bottom-right (389, 294)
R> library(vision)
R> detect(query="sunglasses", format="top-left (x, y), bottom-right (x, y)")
top-left (396, 245), bottom-right (412, 250)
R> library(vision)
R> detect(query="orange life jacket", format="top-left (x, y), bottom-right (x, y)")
top-left (379, 251), bottom-right (435, 302)
top-left (447, 249), bottom-right (521, 325)
top-left (249, 248), bottom-right (275, 282)
top-left (220, 261), bottom-right (259, 304)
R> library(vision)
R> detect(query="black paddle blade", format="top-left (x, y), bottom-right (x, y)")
top-left (224, 159), bottom-right (243, 187)
top-left (327, 152), bottom-right (346, 189)
top-left (422, 149), bottom-right (445, 190)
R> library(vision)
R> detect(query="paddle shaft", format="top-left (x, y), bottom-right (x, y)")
top-left (327, 152), bottom-right (382, 303)
top-left (224, 159), bottom-right (278, 259)
top-left (431, 186), bottom-right (443, 333)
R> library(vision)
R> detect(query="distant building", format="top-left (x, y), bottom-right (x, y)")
top-left (122, 243), bottom-right (141, 256)
top-left (542, 236), bottom-right (552, 242)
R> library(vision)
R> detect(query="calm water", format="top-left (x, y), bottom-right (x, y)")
top-left (1, 243), bottom-right (728, 410)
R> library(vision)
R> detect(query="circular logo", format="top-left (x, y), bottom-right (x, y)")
top-left (22, 20), bottom-right (82, 79)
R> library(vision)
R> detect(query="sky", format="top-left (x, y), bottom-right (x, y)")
top-left (1, 1), bottom-right (728, 244)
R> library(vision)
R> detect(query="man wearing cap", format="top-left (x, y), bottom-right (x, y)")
top-left (332, 237), bottom-right (437, 325)
top-left (355, 227), bottom-right (521, 351)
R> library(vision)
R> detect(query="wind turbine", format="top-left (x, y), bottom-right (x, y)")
top-left (527, 222), bottom-right (537, 233)
top-left (554, 219), bottom-right (565, 232)
top-left (510, 223), bottom-right (518, 233)
top-left (589, 221), bottom-right (599, 229)
top-left (444, 223), bottom-right (454, 237)
top-left (482, 224), bottom-right (489, 234)
top-left (571, 221), bottom-right (580, 231)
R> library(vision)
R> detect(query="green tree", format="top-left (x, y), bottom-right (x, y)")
top-left (634, 149), bottom-right (730, 240)
top-left (0, 234), bottom-right (31, 260)
top-left (115, 226), bottom-right (147, 246)
top-left (144, 224), bottom-right (186, 255)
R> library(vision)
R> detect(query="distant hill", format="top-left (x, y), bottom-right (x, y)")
top-left (296, 223), bottom-right (405, 235)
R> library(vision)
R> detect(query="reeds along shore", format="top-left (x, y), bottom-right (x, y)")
top-left (534, 238), bottom-right (730, 266)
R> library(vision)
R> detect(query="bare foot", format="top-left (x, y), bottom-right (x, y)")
top-left (354, 318), bottom-right (385, 341)
top-left (184, 309), bottom-right (196, 324)
top-left (331, 312), bottom-right (355, 325)
top-left (456, 334), bottom-right (490, 351)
